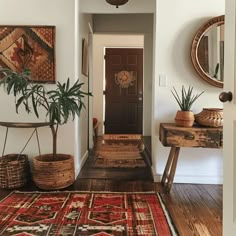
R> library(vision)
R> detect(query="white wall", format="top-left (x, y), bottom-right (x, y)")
top-left (93, 14), bottom-right (153, 136)
top-left (81, 0), bottom-right (155, 14)
top-left (93, 34), bottom-right (144, 135)
top-left (153, 0), bottom-right (224, 183)
top-left (0, 0), bottom-right (90, 176)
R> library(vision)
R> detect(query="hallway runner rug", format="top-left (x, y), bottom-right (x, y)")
top-left (0, 191), bottom-right (178, 236)
top-left (95, 142), bottom-right (146, 168)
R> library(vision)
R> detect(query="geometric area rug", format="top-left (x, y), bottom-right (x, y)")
top-left (0, 191), bottom-right (178, 235)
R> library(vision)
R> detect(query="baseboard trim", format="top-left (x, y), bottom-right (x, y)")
top-left (153, 172), bottom-right (223, 184)
top-left (151, 167), bottom-right (161, 182)
top-left (75, 150), bottom-right (89, 177)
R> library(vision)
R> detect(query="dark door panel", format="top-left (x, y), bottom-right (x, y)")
top-left (105, 48), bottom-right (143, 134)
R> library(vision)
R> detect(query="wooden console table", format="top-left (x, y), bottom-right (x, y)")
top-left (159, 123), bottom-right (223, 193)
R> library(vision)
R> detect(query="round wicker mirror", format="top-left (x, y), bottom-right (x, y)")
top-left (191, 15), bottom-right (224, 88)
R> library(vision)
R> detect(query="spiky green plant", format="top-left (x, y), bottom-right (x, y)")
top-left (171, 85), bottom-right (204, 111)
top-left (0, 68), bottom-right (91, 157)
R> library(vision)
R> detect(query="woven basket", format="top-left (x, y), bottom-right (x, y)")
top-left (0, 154), bottom-right (30, 189)
top-left (195, 108), bottom-right (223, 127)
top-left (32, 154), bottom-right (75, 190)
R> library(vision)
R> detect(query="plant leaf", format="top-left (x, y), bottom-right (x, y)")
top-left (171, 85), bottom-right (204, 111)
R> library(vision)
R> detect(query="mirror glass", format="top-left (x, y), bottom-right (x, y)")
top-left (191, 15), bottom-right (224, 88)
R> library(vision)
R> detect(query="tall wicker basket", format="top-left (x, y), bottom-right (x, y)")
top-left (0, 154), bottom-right (30, 189)
top-left (32, 154), bottom-right (75, 190)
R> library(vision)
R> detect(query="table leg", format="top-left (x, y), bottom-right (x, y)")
top-left (161, 147), bottom-right (176, 185)
top-left (161, 147), bottom-right (180, 193)
top-left (2, 127), bottom-right (9, 156)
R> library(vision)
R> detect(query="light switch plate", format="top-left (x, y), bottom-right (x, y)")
top-left (159, 74), bottom-right (167, 87)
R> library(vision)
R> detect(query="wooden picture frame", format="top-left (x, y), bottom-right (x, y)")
top-left (82, 38), bottom-right (88, 76)
top-left (0, 25), bottom-right (56, 83)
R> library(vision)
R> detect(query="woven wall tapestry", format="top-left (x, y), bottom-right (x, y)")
top-left (0, 25), bottom-right (56, 83)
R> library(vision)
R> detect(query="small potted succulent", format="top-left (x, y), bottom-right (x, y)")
top-left (0, 68), bottom-right (91, 189)
top-left (171, 85), bottom-right (204, 127)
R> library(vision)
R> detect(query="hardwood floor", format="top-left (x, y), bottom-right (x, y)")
top-left (0, 137), bottom-right (222, 236)
top-left (165, 184), bottom-right (222, 236)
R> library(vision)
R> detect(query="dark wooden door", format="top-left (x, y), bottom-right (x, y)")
top-left (105, 48), bottom-right (143, 134)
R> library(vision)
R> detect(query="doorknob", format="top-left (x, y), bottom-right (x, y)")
top-left (219, 91), bottom-right (233, 102)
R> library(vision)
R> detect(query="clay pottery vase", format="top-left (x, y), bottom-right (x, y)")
top-left (195, 108), bottom-right (223, 127)
top-left (175, 110), bottom-right (195, 127)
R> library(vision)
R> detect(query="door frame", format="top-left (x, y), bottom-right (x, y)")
top-left (223, 0), bottom-right (236, 233)
top-left (88, 31), bottom-right (94, 149)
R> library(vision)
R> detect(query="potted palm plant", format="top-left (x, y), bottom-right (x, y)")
top-left (171, 85), bottom-right (204, 127)
top-left (0, 68), bottom-right (91, 189)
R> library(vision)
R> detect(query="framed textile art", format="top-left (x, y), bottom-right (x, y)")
top-left (0, 25), bottom-right (56, 83)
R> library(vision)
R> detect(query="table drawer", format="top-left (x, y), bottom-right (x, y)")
top-left (159, 123), bottom-right (222, 148)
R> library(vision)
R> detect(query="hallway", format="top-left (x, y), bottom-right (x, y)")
top-left (78, 136), bottom-right (153, 180)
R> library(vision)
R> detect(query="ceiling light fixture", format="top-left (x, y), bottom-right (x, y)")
top-left (105, 0), bottom-right (129, 8)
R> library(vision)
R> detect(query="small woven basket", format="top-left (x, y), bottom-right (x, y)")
top-left (0, 154), bottom-right (30, 189)
top-left (195, 108), bottom-right (223, 127)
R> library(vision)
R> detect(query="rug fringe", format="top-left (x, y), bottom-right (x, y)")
top-left (157, 193), bottom-right (179, 236)
top-left (12, 190), bottom-right (157, 194)
top-left (103, 134), bottom-right (142, 140)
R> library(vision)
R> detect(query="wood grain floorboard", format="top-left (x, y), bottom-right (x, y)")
top-left (161, 183), bottom-right (222, 236)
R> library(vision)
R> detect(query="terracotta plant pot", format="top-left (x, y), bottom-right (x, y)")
top-left (175, 110), bottom-right (194, 127)
top-left (32, 153), bottom-right (75, 190)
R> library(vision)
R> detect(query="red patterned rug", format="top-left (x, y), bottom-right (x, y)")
top-left (0, 191), bottom-right (178, 235)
